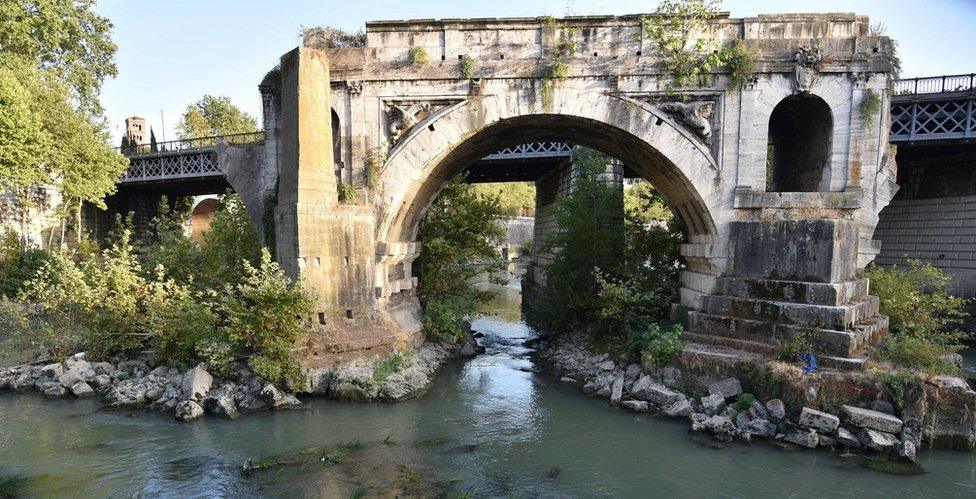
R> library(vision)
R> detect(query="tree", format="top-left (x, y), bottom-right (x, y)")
top-left (624, 180), bottom-right (673, 224)
top-left (175, 95), bottom-right (258, 139)
top-left (473, 182), bottom-right (536, 217)
top-left (0, 0), bottom-right (119, 117)
top-left (0, 54), bottom-right (127, 245)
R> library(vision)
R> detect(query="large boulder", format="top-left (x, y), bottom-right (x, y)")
top-left (174, 400), bottom-right (205, 421)
top-left (182, 365), bottom-right (213, 401)
top-left (765, 399), bottom-right (786, 421)
top-left (798, 407), bottom-right (840, 433)
top-left (746, 418), bottom-right (778, 439)
top-left (782, 424), bottom-right (819, 448)
top-left (260, 384), bottom-right (302, 409)
top-left (40, 363), bottom-right (64, 378)
top-left (620, 400), bottom-right (650, 412)
top-left (701, 393), bottom-right (726, 416)
top-left (70, 381), bottom-right (95, 398)
top-left (305, 368), bottom-right (333, 395)
top-left (203, 384), bottom-right (240, 419)
top-left (664, 399), bottom-right (693, 418)
top-left (857, 428), bottom-right (899, 451)
top-left (629, 376), bottom-right (683, 406)
top-left (835, 427), bottom-right (861, 448)
top-left (841, 405), bottom-right (903, 433)
top-left (609, 374), bottom-right (624, 406)
top-left (707, 378), bottom-right (743, 400)
top-left (704, 415), bottom-right (736, 435)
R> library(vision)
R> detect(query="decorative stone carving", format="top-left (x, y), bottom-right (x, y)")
top-left (659, 101), bottom-right (714, 141)
top-left (793, 45), bottom-right (823, 93)
top-left (346, 80), bottom-right (363, 94)
top-left (848, 72), bottom-right (870, 88)
top-left (387, 102), bottom-right (432, 143)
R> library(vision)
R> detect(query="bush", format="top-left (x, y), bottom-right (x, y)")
top-left (0, 231), bottom-right (53, 298)
top-left (373, 349), bottom-right (408, 382)
top-left (195, 338), bottom-right (236, 379)
top-left (459, 54), bottom-right (475, 79)
top-left (742, 364), bottom-right (783, 401)
top-left (867, 260), bottom-right (967, 374)
top-left (198, 194), bottom-right (261, 289)
top-left (220, 250), bottom-right (314, 385)
top-left (144, 270), bottom-right (217, 366)
top-left (731, 393), bottom-right (756, 412)
top-left (408, 47), bottom-right (430, 67)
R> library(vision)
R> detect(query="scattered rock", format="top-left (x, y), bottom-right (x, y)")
top-left (238, 393), bottom-right (270, 413)
top-left (70, 381), bottom-right (95, 398)
top-left (765, 399), bottom-right (786, 421)
top-left (701, 393), bottom-right (726, 416)
top-left (203, 384), bottom-right (241, 419)
top-left (746, 418), bottom-right (777, 439)
top-left (630, 378), bottom-right (683, 406)
top-left (857, 428), bottom-right (899, 452)
top-left (818, 435), bottom-right (838, 448)
top-left (689, 412), bottom-right (709, 432)
top-left (559, 377), bottom-right (577, 384)
top-left (869, 399), bottom-right (895, 415)
top-left (40, 382), bottom-right (67, 397)
top-left (93, 374), bottom-right (112, 388)
top-left (841, 405), bottom-right (903, 434)
top-left (175, 400), bottom-right (205, 421)
top-left (704, 415), bottom-right (736, 435)
top-left (610, 374), bottom-right (624, 406)
top-left (835, 427), bottom-right (861, 448)
top-left (182, 365), bottom-right (213, 401)
top-left (459, 341), bottom-right (476, 357)
top-left (624, 364), bottom-right (642, 383)
top-left (782, 424), bottom-right (819, 449)
top-left (895, 440), bottom-right (917, 462)
top-left (707, 378), bottom-right (742, 400)
top-left (305, 369), bottom-right (332, 395)
top-left (620, 400), bottom-right (650, 412)
top-left (798, 407), bottom-right (840, 433)
top-left (664, 399), bottom-right (693, 418)
top-left (260, 384), bottom-right (302, 409)
top-left (40, 363), bottom-right (64, 378)
top-left (595, 360), bottom-right (616, 371)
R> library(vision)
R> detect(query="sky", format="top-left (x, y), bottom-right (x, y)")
top-left (95, 0), bottom-right (976, 144)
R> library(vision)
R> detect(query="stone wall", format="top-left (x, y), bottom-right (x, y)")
top-left (875, 149), bottom-right (976, 297)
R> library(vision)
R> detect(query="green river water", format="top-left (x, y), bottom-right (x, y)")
top-left (1, 265), bottom-right (975, 497)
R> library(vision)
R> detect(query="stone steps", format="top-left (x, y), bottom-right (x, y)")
top-left (717, 276), bottom-right (870, 307)
top-left (700, 294), bottom-right (880, 330)
top-left (687, 310), bottom-right (889, 359)
top-left (681, 336), bottom-right (868, 372)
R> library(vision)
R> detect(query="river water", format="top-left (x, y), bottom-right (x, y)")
top-left (1, 264), bottom-right (975, 497)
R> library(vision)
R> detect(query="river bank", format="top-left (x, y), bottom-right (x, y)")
top-left (2, 308), bottom-right (976, 496)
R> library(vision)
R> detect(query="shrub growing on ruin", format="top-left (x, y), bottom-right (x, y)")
top-left (459, 54), bottom-right (476, 79)
top-left (416, 176), bottom-right (506, 341)
top-left (144, 270), bottom-right (218, 366)
top-left (220, 250), bottom-right (315, 386)
top-left (408, 47), bottom-right (430, 67)
top-left (867, 260), bottom-right (967, 374)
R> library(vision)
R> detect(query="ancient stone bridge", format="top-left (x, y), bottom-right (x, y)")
top-left (114, 13), bottom-right (903, 364)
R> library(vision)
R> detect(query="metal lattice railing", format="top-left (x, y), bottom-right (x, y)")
top-left (890, 97), bottom-right (975, 142)
top-left (482, 142), bottom-right (573, 161)
top-left (894, 74), bottom-right (976, 95)
top-left (117, 131), bottom-right (264, 184)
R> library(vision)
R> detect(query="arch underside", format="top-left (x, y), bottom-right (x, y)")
top-left (381, 91), bottom-right (725, 251)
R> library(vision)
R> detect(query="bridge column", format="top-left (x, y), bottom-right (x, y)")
top-left (275, 45), bottom-right (379, 329)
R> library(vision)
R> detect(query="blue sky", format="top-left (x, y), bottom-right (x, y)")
top-left (96, 0), bottom-right (976, 143)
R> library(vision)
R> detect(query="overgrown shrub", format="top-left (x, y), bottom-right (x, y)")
top-left (628, 322), bottom-right (684, 368)
top-left (144, 270), bottom-right (217, 366)
top-left (416, 176), bottom-right (506, 341)
top-left (860, 89), bottom-right (882, 126)
top-left (742, 364), bottom-right (783, 401)
top-left (220, 250), bottom-right (314, 385)
top-left (724, 39), bottom-right (756, 89)
top-left (408, 47), bottom-right (430, 67)
top-left (459, 54), bottom-right (475, 79)
top-left (643, 0), bottom-right (730, 91)
top-left (198, 194), bottom-right (261, 288)
top-left (337, 183), bottom-right (358, 203)
top-left (867, 260), bottom-right (966, 374)
top-left (0, 241), bottom-right (52, 299)
top-left (373, 349), bottom-right (408, 382)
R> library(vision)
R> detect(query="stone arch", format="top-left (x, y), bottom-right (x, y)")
top-left (378, 90), bottom-right (726, 251)
top-left (746, 74), bottom-right (854, 192)
top-left (190, 196), bottom-right (219, 243)
top-left (767, 93), bottom-right (833, 192)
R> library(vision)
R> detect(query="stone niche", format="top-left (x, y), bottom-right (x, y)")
top-left (728, 220), bottom-right (858, 284)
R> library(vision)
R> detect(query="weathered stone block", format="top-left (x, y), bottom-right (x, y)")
top-left (707, 378), bottom-right (743, 400)
top-left (798, 407), bottom-right (840, 433)
top-left (729, 220), bottom-right (859, 283)
top-left (841, 405), bottom-right (903, 433)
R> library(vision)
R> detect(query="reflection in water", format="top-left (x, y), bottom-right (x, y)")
top-left (2, 261), bottom-right (976, 497)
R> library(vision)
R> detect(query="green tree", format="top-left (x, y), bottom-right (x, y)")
top-left (473, 182), bottom-right (536, 217)
top-left (0, 54), bottom-right (127, 244)
top-left (416, 176), bottom-right (506, 340)
top-left (0, 0), bottom-right (119, 117)
top-left (624, 180), bottom-right (673, 224)
top-left (527, 148), bottom-right (625, 331)
top-left (176, 95), bottom-right (258, 139)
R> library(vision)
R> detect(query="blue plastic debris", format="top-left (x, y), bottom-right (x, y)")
top-left (800, 353), bottom-right (818, 374)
